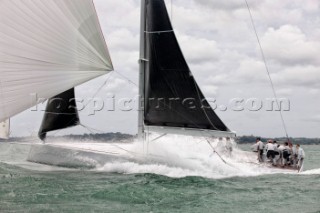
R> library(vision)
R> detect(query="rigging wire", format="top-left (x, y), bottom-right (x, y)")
top-left (114, 71), bottom-right (138, 86)
top-left (245, 0), bottom-right (290, 141)
top-left (205, 139), bottom-right (239, 170)
top-left (82, 72), bottom-right (114, 109)
top-left (49, 73), bottom-right (114, 138)
top-left (79, 123), bottom-right (105, 134)
top-left (205, 139), bottom-right (227, 164)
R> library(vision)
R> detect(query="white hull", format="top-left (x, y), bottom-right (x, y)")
top-left (0, 137), bottom-right (302, 178)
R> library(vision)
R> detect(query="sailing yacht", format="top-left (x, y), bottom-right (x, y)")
top-left (0, 0), bottom-right (300, 173)
top-left (23, 0), bottom-right (236, 168)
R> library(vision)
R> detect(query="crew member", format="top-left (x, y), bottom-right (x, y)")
top-left (296, 144), bottom-right (305, 171)
top-left (273, 140), bottom-right (280, 165)
top-left (266, 140), bottom-right (275, 165)
top-left (256, 137), bottom-right (264, 162)
top-left (283, 142), bottom-right (291, 165)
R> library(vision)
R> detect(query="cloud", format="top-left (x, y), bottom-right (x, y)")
top-left (94, 0), bottom-right (139, 31)
top-left (272, 65), bottom-right (320, 87)
top-left (303, 114), bottom-right (320, 123)
top-left (195, 0), bottom-right (259, 10)
top-left (308, 89), bottom-right (320, 95)
top-left (108, 29), bottom-right (139, 51)
top-left (276, 88), bottom-right (293, 96)
top-left (301, 0), bottom-right (320, 12)
top-left (177, 32), bottom-right (221, 63)
top-left (261, 25), bottom-right (320, 65)
top-left (234, 59), bottom-right (269, 82)
top-left (202, 85), bottom-right (219, 96)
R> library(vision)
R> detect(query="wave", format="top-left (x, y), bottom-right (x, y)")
top-left (300, 169), bottom-right (320, 175)
top-left (94, 135), bottom-right (298, 179)
top-left (2, 135), bottom-right (312, 179)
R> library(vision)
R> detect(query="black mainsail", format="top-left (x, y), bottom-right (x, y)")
top-left (140, 0), bottom-right (234, 137)
top-left (38, 88), bottom-right (80, 140)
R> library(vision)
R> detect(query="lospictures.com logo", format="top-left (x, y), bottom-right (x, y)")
top-left (30, 94), bottom-right (290, 116)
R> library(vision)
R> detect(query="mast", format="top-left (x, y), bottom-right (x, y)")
top-left (138, 0), bottom-right (146, 140)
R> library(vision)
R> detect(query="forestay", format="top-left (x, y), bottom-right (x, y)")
top-left (0, 0), bottom-right (113, 122)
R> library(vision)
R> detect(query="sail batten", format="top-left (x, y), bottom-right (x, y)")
top-left (0, 0), bottom-right (113, 122)
top-left (143, 0), bottom-right (233, 135)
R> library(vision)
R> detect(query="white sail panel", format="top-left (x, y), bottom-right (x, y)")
top-left (0, 0), bottom-right (113, 122)
top-left (0, 119), bottom-right (10, 139)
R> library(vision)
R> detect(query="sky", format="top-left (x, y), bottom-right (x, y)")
top-left (11, 0), bottom-right (320, 138)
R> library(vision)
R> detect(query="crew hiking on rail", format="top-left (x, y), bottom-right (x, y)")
top-left (251, 138), bottom-right (305, 170)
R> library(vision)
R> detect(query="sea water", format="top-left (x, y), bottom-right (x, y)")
top-left (0, 138), bottom-right (319, 213)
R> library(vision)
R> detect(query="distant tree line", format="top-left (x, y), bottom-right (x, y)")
top-left (54, 132), bottom-right (134, 142)
top-left (0, 132), bottom-right (134, 143)
top-left (236, 135), bottom-right (320, 145)
top-left (1, 133), bottom-right (319, 145)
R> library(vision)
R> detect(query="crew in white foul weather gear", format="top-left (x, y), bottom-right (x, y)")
top-left (273, 141), bottom-right (280, 155)
top-left (282, 142), bottom-right (291, 165)
top-left (256, 138), bottom-right (264, 162)
top-left (296, 144), bottom-right (305, 170)
top-left (290, 143), bottom-right (298, 167)
top-left (275, 142), bottom-right (291, 167)
top-left (273, 140), bottom-right (280, 165)
top-left (277, 143), bottom-right (286, 166)
top-left (266, 140), bottom-right (276, 165)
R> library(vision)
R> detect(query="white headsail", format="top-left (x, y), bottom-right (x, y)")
top-left (0, 119), bottom-right (10, 139)
top-left (0, 0), bottom-right (113, 122)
